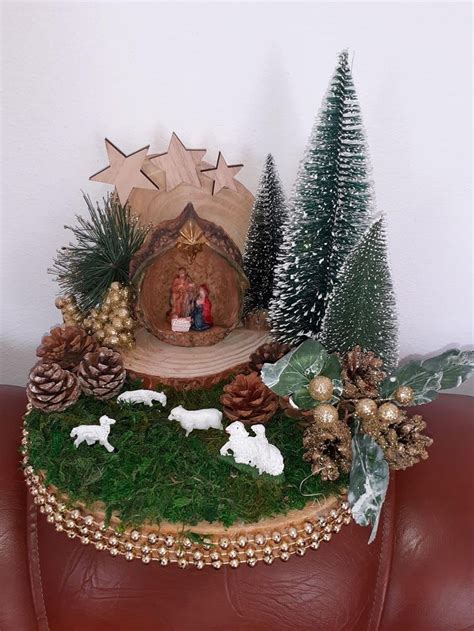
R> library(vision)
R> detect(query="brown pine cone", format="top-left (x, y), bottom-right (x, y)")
top-left (302, 420), bottom-right (352, 481)
top-left (249, 341), bottom-right (292, 373)
top-left (36, 325), bottom-right (98, 372)
top-left (364, 411), bottom-right (433, 471)
top-left (27, 361), bottom-right (80, 413)
top-left (77, 347), bottom-right (126, 400)
top-left (341, 346), bottom-right (386, 399)
top-left (243, 309), bottom-right (270, 331)
top-left (220, 372), bottom-right (279, 425)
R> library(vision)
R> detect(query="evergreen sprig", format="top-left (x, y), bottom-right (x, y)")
top-left (49, 193), bottom-right (149, 311)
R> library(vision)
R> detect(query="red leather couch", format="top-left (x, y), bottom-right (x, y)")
top-left (1, 385), bottom-right (473, 631)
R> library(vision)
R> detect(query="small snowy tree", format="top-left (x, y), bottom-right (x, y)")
top-left (243, 154), bottom-right (287, 316)
top-left (270, 50), bottom-right (373, 344)
top-left (320, 217), bottom-right (399, 371)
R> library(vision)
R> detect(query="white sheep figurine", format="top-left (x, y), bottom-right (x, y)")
top-left (70, 415), bottom-right (116, 452)
top-left (117, 389), bottom-right (167, 408)
top-left (220, 421), bottom-right (284, 476)
top-left (168, 405), bottom-right (223, 437)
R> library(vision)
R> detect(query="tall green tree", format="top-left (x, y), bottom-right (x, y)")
top-left (270, 50), bottom-right (373, 344)
top-left (320, 217), bottom-right (399, 371)
top-left (243, 154), bottom-right (287, 315)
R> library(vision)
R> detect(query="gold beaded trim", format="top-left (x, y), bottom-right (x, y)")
top-left (21, 426), bottom-right (351, 569)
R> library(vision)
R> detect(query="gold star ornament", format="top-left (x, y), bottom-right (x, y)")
top-left (147, 133), bottom-right (206, 191)
top-left (90, 139), bottom-right (158, 206)
top-left (200, 152), bottom-right (243, 195)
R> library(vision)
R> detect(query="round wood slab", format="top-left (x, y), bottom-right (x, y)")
top-left (122, 326), bottom-right (270, 389)
top-left (24, 461), bottom-right (351, 570)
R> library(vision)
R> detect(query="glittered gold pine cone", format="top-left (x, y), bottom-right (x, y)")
top-left (36, 325), bottom-right (99, 372)
top-left (373, 412), bottom-right (433, 470)
top-left (220, 372), bottom-right (279, 425)
top-left (302, 420), bottom-right (352, 481)
top-left (341, 345), bottom-right (386, 399)
top-left (27, 361), bottom-right (80, 413)
top-left (249, 341), bottom-right (292, 373)
top-left (77, 347), bottom-right (126, 400)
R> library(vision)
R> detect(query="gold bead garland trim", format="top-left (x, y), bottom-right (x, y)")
top-left (21, 426), bottom-right (351, 569)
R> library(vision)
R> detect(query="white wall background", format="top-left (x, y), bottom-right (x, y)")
top-left (1, 1), bottom-right (472, 393)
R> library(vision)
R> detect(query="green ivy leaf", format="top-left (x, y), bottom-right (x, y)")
top-left (292, 387), bottom-right (316, 410)
top-left (320, 353), bottom-right (341, 383)
top-left (261, 339), bottom-right (329, 396)
top-left (348, 431), bottom-right (389, 544)
top-left (380, 349), bottom-right (474, 405)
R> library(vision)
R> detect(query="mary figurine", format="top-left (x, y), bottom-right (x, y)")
top-left (192, 285), bottom-right (213, 331)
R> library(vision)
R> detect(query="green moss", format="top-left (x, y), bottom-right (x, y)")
top-left (25, 381), bottom-right (346, 528)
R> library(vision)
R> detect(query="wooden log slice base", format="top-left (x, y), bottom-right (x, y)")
top-left (122, 326), bottom-right (270, 390)
top-left (22, 448), bottom-right (351, 569)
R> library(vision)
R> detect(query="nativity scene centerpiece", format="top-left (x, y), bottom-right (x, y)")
top-left (169, 269), bottom-right (212, 333)
top-left (130, 203), bottom-right (247, 347)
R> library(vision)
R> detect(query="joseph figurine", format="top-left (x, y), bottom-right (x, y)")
top-left (170, 268), bottom-right (195, 319)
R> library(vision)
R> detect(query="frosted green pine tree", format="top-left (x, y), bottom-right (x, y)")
top-left (320, 217), bottom-right (399, 371)
top-left (243, 154), bottom-right (287, 316)
top-left (269, 50), bottom-right (374, 344)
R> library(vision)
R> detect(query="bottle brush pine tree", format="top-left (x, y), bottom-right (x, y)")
top-left (243, 154), bottom-right (287, 316)
top-left (270, 50), bottom-right (374, 344)
top-left (320, 216), bottom-right (399, 372)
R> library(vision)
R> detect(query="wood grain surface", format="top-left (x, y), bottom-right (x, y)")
top-left (122, 326), bottom-right (269, 388)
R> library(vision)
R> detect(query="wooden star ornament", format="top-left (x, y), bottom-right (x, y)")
top-left (90, 139), bottom-right (158, 206)
top-left (147, 133), bottom-right (207, 191)
top-left (200, 152), bottom-right (243, 195)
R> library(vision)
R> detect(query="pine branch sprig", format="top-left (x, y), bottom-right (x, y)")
top-left (49, 193), bottom-right (149, 311)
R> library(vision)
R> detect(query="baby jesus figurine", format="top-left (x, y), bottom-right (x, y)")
top-left (192, 285), bottom-right (213, 331)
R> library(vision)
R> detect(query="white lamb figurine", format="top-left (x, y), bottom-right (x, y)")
top-left (168, 406), bottom-right (223, 437)
top-left (117, 389), bottom-right (167, 408)
top-left (220, 421), bottom-right (284, 476)
top-left (70, 415), bottom-right (116, 452)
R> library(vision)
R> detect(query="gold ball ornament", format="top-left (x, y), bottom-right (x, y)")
top-left (104, 325), bottom-right (117, 337)
top-left (313, 403), bottom-right (339, 425)
top-left (378, 402), bottom-right (400, 423)
top-left (110, 293), bottom-right (121, 305)
top-left (106, 335), bottom-right (120, 348)
top-left (82, 317), bottom-right (92, 330)
top-left (120, 287), bottom-right (131, 299)
top-left (123, 317), bottom-right (135, 331)
top-left (111, 317), bottom-right (124, 331)
top-left (55, 297), bottom-right (66, 309)
top-left (308, 376), bottom-right (334, 402)
top-left (355, 398), bottom-right (378, 420)
top-left (116, 307), bottom-right (130, 319)
top-left (95, 330), bottom-right (106, 342)
top-left (118, 332), bottom-right (130, 346)
top-left (110, 282), bottom-right (121, 291)
top-left (394, 385), bottom-right (414, 405)
top-left (99, 312), bottom-right (109, 324)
